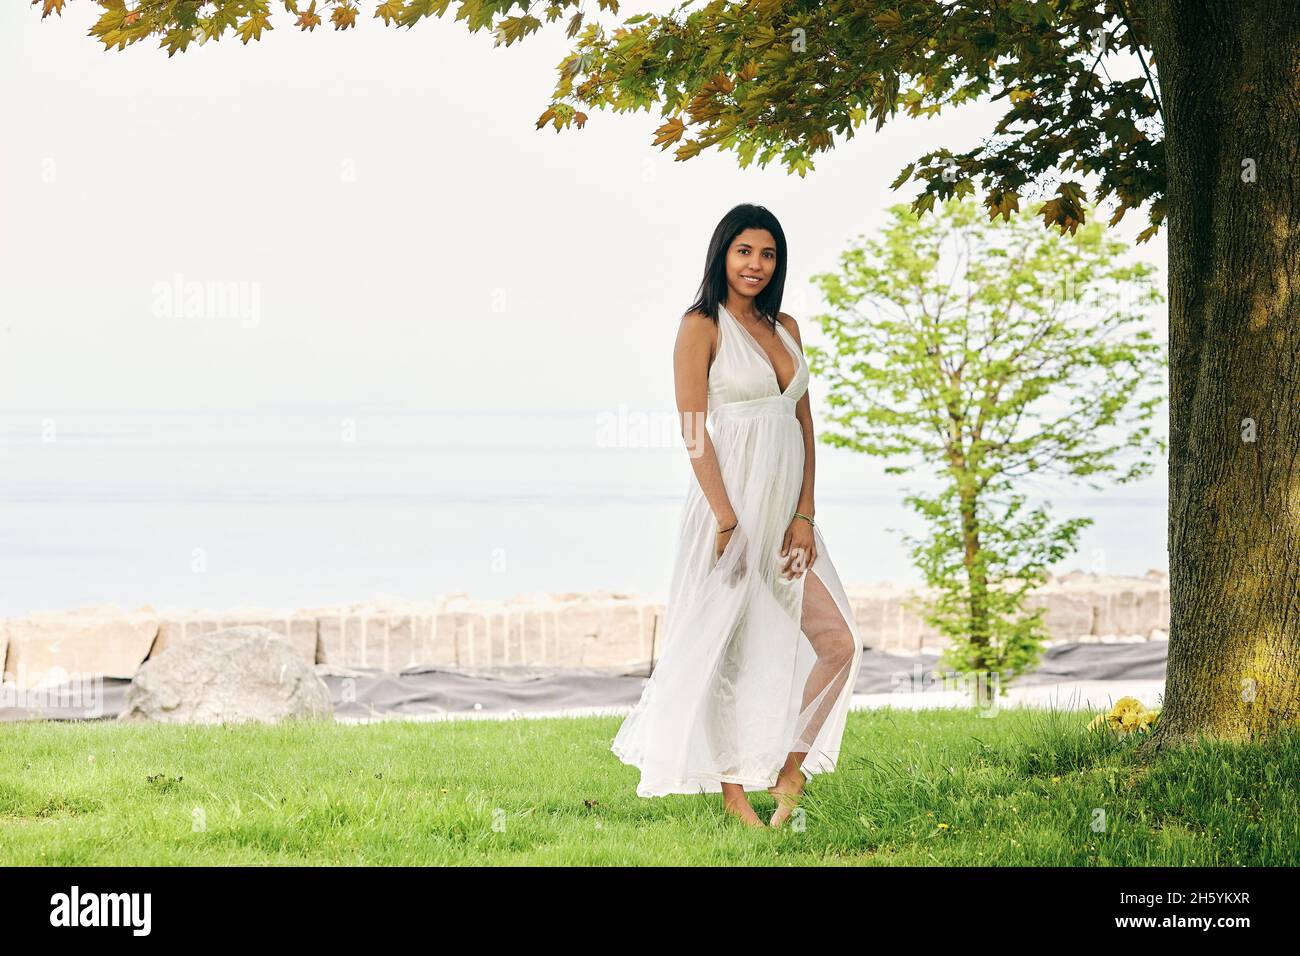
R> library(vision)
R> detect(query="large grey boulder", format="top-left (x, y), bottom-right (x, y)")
top-left (119, 626), bottom-right (333, 725)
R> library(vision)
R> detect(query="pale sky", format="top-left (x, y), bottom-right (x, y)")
top-left (0, 5), bottom-right (1174, 614)
top-left (1, 2), bottom-right (1167, 419)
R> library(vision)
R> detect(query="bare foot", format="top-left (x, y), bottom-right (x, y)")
top-left (722, 793), bottom-right (767, 827)
top-left (767, 771), bottom-right (806, 828)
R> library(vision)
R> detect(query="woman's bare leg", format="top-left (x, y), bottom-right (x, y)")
top-left (767, 751), bottom-right (809, 828)
top-left (769, 567), bottom-right (857, 828)
top-left (721, 781), bottom-right (766, 827)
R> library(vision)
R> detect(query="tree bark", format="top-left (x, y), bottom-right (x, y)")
top-left (1143, 1), bottom-right (1300, 751)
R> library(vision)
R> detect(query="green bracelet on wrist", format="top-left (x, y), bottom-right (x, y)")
top-left (793, 511), bottom-right (814, 527)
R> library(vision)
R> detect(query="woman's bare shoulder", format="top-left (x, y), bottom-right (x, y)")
top-left (678, 309), bottom-right (720, 352)
top-left (777, 311), bottom-right (802, 345)
top-left (680, 308), bottom-right (716, 328)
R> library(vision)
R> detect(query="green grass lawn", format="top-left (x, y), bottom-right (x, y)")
top-left (1, 706), bottom-right (1296, 865)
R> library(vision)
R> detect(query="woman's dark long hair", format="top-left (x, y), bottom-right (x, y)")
top-left (683, 203), bottom-right (788, 332)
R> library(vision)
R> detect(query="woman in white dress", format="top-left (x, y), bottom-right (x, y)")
top-left (611, 204), bottom-right (864, 828)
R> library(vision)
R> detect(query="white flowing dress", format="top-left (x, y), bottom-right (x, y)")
top-left (611, 303), bottom-right (865, 797)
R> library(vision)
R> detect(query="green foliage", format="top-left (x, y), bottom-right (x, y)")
top-left (39, 0), bottom-right (1165, 240)
top-left (806, 197), bottom-right (1166, 689)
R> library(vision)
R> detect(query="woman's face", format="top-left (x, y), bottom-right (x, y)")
top-left (726, 228), bottom-right (777, 300)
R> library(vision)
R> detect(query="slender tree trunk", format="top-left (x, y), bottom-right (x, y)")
top-left (959, 484), bottom-right (990, 663)
top-left (957, 479), bottom-right (998, 706)
top-left (1144, 1), bottom-right (1300, 751)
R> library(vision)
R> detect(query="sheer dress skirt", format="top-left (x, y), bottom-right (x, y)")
top-left (611, 391), bottom-right (864, 797)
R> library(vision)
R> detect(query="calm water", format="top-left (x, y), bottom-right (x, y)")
top-left (0, 408), bottom-right (1168, 617)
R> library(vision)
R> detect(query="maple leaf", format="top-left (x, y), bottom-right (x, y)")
top-left (984, 189), bottom-right (1020, 222)
top-left (235, 10), bottom-right (273, 44)
top-left (374, 0), bottom-right (403, 26)
top-left (296, 0), bottom-right (321, 30)
top-left (161, 26), bottom-right (196, 57)
top-left (1058, 181), bottom-right (1087, 204)
top-left (653, 117), bottom-right (686, 149)
top-left (890, 162), bottom-right (916, 190)
top-left (32, 0), bottom-right (66, 19)
top-left (397, 0), bottom-right (448, 29)
top-left (674, 139), bottom-right (705, 161)
top-left (1039, 184), bottom-right (1087, 235)
top-left (536, 104), bottom-right (584, 132)
top-left (494, 15), bottom-right (541, 48)
top-left (331, 4), bottom-right (358, 30)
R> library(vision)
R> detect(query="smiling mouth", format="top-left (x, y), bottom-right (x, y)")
top-left (741, 275), bottom-right (763, 284)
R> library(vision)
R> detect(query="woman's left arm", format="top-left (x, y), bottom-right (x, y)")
top-left (780, 312), bottom-right (818, 578)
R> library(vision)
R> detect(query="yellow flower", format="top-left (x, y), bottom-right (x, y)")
top-left (1089, 698), bottom-right (1160, 737)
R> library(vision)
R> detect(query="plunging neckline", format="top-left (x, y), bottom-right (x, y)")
top-left (720, 304), bottom-right (798, 396)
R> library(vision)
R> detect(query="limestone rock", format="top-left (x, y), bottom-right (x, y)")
top-left (118, 625), bottom-right (333, 725)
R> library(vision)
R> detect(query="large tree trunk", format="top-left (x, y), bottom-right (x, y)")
top-left (1143, 2), bottom-right (1300, 751)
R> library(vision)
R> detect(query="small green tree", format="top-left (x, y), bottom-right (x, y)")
top-left (807, 197), bottom-right (1166, 700)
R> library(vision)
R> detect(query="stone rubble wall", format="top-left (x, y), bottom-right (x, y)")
top-left (0, 570), bottom-right (1170, 690)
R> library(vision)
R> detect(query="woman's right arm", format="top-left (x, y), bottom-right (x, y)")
top-left (674, 312), bottom-right (736, 532)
